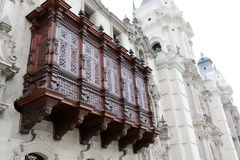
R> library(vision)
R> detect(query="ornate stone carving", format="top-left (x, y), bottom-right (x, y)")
top-left (11, 130), bottom-right (58, 160)
top-left (0, 16), bottom-right (19, 112)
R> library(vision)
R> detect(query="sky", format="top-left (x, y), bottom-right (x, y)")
top-left (101, 0), bottom-right (240, 109)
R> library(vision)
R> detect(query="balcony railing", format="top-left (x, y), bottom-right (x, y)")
top-left (14, 0), bottom-right (159, 153)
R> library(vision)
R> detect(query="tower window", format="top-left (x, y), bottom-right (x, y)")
top-left (25, 153), bottom-right (44, 160)
top-left (152, 43), bottom-right (162, 53)
top-left (84, 4), bottom-right (95, 22)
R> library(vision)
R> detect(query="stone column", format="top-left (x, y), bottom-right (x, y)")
top-left (0, 15), bottom-right (19, 159)
top-left (204, 81), bottom-right (238, 160)
top-left (199, 133), bottom-right (214, 160)
top-left (224, 104), bottom-right (240, 157)
top-left (154, 55), bottom-right (201, 160)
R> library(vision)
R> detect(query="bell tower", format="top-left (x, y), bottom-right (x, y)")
top-left (135, 0), bottom-right (195, 60)
top-left (134, 0), bottom-right (201, 160)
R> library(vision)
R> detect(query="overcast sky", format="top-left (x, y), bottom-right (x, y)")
top-left (102, 0), bottom-right (240, 109)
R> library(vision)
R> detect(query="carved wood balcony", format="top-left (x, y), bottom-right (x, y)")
top-left (14, 0), bottom-right (159, 153)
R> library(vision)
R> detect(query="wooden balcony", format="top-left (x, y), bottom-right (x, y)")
top-left (14, 0), bottom-right (159, 153)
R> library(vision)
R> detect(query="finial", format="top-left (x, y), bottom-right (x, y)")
top-left (123, 15), bottom-right (130, 23)
top-left (129, 49), bottom-right (134, 57)
top-left (99, 25), bottom-right (104, 34)
top-left (133, 0), bottom-right (136, 11)
top-left (160, 115), bottom-right (166, 125)
top-left (140, 59), bottom-right (145, 65)
top-left (176, 46), bottom-right (180, 55)
top-left (78, 10), bottom-right (85, 18)
top-left (114, 36), bottom-right (120, 47)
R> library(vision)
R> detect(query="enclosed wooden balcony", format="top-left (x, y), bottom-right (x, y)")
top-left (14, 0), bottom-right (159, 153)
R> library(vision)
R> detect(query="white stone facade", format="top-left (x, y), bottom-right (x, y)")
top-left (0, 0), bottom-right (239, 160)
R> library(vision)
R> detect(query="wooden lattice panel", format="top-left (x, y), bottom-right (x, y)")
top-left (82, 40), bottom-right (101, 87)
top-left (104, 55), bottom-right (120, 97)
top-left (56, 23), bottom-right (79, 75)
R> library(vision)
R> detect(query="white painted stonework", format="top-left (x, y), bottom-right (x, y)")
top-left (0, 0), bottom-right (239, 159)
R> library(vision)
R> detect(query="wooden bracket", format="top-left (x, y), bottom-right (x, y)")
top-left (119, 129), bottom-right (145, 151)
top-left (20, 105), bottom-right (53, 134)
top-left (53, 108), bottom-right (89, 140)
top-left (80, 117), bottom-right (111, 145)
top-left (101, 124), bottom-right (131, 148)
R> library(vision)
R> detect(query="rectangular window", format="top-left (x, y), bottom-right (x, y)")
top-left (113, 27), bottom-right (121, 41)
top-left (84, 4), bottom-right (95, 23)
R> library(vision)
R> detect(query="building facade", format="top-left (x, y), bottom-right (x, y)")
top-left (0, 0), bottom-right (239, 160)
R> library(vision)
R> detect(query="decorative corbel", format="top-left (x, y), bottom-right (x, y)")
top-left (119, 129), bottom-right (145, 151)
top-left (53, 108), bottom-right (89, 140)
top-left (20, 105), bottom-right (53, 134)
top-left (79, 117), bottom-right (112, 145)
top-left (101, 124), bottom-right (131, 148)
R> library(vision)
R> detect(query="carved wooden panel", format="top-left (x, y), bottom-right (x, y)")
top-left (136, 75), bottom-right (148, 110)
top-left (58, 77), bottom-right (79, 101)
top-left (124, 106), bottom-right (138, 122)
top-left (104, 55), bottom-right (120, 96)
top-left (37, 43), bottom-right (47, 68)
top-left (82, 40), bottom-right (101, 87)
top-left (55, 23), bottom-right (79, 75)
top-left (40, 27), bottom-right (49, 41)
top-left (105, 98), bottom-right (123, 118)
top-left (82, 87), bottom-right (102, 110)
top-left (139, 113), bottom-right (151, 126)
top-left (121, 66), bottom-right (135, 104)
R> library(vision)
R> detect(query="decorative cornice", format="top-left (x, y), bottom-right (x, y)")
top-left (155, 55), bottom-right (185, 73)
top-left (0, 18), bottom-right (19, 112)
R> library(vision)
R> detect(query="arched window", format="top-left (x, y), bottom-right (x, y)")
top-left (25, 153), bottom-right (44, 160)
top-left (139, 50), bottom-right (144, 61)
top-left (152, 42), bottom-right (162, 53)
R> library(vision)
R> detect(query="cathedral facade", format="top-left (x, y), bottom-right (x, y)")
top-left (0, 0), bottom-right (239, 160)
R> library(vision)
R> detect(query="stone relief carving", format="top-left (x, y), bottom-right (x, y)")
top-left (0, 16), bottom-right (19, 112)
top-left (10, 130), bottom-right (58, 160)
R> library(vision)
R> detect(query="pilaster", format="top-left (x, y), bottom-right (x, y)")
top-left (0, 16), bottom-right (19, 113)
top-left (155, 55), bottom-right (201, 160)
top-left (204, 80), bottom-right (238, 160)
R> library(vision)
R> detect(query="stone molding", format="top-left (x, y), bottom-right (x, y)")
top-left (11, 130), bottom-right (59, 160)
top-left (0, 17), bottom-right (19, 112)
top-left (155, 55), bottom-right (185, 73)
